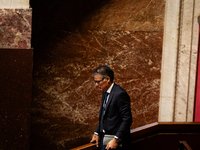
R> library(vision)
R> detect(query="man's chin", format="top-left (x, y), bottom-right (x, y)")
top-left (98, 87), bottom-right (103, 91)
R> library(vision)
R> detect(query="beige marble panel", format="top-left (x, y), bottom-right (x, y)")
top-left (175, 0), bottom-right (194, 122)
top-left (159, 0), bottom-right (200, 122)
top-left (0, 0), bottom-right (29, 8)
top-left (187, 0), bottom-right (200, 121)
top-left (159, 0), bottom-right (181, 122)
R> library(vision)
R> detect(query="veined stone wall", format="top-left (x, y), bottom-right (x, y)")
top-left (30, 0), bottom-right (165, 149)
top-left (0, 0), bottom-right (31, 49)
top-left (0, 9), bottom-right (32, 48)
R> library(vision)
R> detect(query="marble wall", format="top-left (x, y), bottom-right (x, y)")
top-left (0, 9), bottom-right (32, 48)
top-left (30, 0), bottom-right (165, 149)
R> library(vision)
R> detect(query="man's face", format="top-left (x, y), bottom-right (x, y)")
top-left (93, 74), bottom-right (110, 91)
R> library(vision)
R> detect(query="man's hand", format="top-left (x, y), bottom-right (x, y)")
top-left (90, 134), bottom-right (99, 147)
top-left (106, 138), bottom-right (118, 150)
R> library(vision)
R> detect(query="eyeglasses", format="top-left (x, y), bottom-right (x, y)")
top-left (94, 78), bottom-right (105, 84)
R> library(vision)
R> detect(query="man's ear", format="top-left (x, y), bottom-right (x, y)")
top-left (106, 76), bottom-right (111, 82)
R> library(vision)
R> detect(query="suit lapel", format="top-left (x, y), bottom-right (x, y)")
top-left (99, 91), bottom-right (105, 119)
top-left (104, 83), bottom-right (116, 114)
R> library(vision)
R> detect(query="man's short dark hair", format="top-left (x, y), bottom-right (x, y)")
top-left (92, 65), bottom-right (114, 82)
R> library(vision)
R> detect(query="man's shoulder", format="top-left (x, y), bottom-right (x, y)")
top-left (113, 83), bottom-right (127, 93)
top-left (112, 83), bottom-right (130, 100)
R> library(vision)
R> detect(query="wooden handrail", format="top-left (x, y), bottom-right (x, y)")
top-left (70, 143), bottom-right (97, 150)
top-left (70, 122), bottom-right (200, 150)
top-left (179, 141), bottom-right (192, 150)
top-left (130, 122), bottom-right (200, 140)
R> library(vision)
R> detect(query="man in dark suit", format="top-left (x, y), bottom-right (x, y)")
top-left (90, 65), bottom-right (132, 150)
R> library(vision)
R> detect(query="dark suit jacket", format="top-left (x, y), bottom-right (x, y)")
top-left (95, 83), bottom-right (132, 147)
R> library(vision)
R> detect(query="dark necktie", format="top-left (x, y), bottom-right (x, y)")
top-left (100, 92), bottom-right (109, 132)
top-left (103, 92), bottom-right (109, 108)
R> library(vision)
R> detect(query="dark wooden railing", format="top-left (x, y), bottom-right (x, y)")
top-left (179, 141), bottom-right (192, 150)
top-left (70, 122), bottom-right (200, 150)
top-left (70, 143), bottom-right (96, 150)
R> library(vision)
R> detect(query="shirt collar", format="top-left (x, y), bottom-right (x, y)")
top-left (106, 83), bottom-right (114, 94)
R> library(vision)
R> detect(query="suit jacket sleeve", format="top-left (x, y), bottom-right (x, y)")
top-left (95, 123), bottom-right (100, 133)
top-left (115, 91), bottom-right (132, 139)
top-left (94, 92), bottom-right (104, 134)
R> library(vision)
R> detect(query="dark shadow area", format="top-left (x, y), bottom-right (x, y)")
top-left (29, 0), bottom-right (111, 149)
top-left (30, 0), bottom-right (110, 60)
top-left (0, 49), bottom-right (33, 150)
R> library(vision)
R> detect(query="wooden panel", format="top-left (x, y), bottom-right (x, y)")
top-left (0, 48), bottom-right (33, 150)
top-left (70, 143), bottom-right (97, 150)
